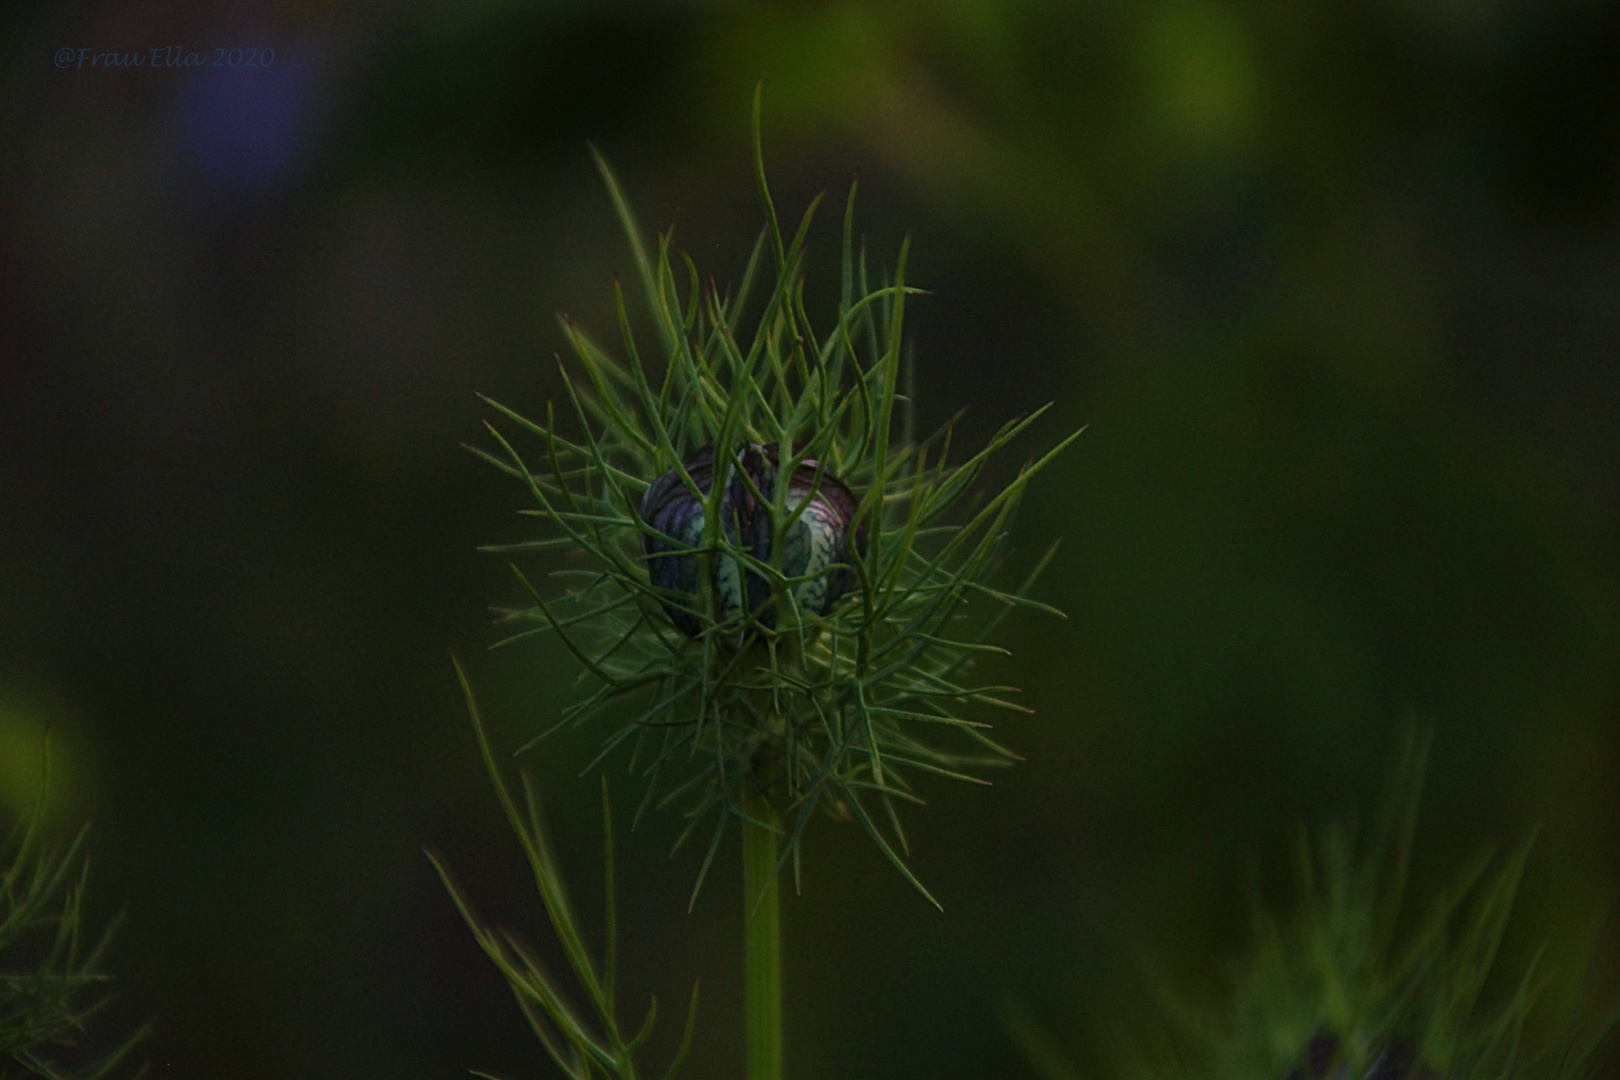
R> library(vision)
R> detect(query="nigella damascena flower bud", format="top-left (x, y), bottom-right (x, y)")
top-left (640, 445), bottom-right (863, 638)
top-left (639, 445), bottom-right (763, 638)
top-left (758, 444), bottom-right (863, 619)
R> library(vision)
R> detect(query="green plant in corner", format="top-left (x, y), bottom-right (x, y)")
top-left (1006, 731), bottom-right (1620, 1080)
top-left (1, 754), bottom-right (146, 1080)
top-left (439, 88), bottom-right (1080, 1080)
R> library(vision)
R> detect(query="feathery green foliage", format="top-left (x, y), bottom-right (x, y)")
top-left (1, 766), bottom-right (144, 1080)
top-left (1010, 732), bottom-right (1619, 1080)
top-left (429, 659), bottom-right (699, 1080)
top-left (473, 90), bottom-right (1079, 909)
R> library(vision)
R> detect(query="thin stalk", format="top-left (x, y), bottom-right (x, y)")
top-left (742, 793), bottom-right (783, 1080)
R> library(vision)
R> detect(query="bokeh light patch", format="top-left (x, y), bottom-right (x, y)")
top-left (171, 39), bottom-right (330, 197)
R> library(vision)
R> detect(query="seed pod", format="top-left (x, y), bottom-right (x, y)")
top-left (640, 445), bottom-right (862, 637)
top-left (757, 444), bottom-right (863, 621)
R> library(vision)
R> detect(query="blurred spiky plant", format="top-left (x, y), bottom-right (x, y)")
top-left (1, 767), bottom-right (144, 1080)
top-left (1008, 732), bottom-right (1619, 1080)
top-left (470, 98), bottom-right (1079, 909)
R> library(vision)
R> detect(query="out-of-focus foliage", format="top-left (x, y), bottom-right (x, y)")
top-left (1012, 734), bottom-right (1619, 1080)
top-left (1, 787), bottom-right (142, 1079)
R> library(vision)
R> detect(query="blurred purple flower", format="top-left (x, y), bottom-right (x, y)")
top-left (171, 39), bottom-right (328, 196)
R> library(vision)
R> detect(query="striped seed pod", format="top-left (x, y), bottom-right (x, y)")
top-left (639, 444), bottom-right (862, 637)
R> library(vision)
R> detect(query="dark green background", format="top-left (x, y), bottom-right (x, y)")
top-left (1, 1), bottom-right (1616, 1077)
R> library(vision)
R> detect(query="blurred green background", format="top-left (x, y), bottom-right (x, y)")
top-left (1, 1), bottom-right (1617, 1077)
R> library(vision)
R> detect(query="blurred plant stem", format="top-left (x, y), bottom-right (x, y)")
top-left (742, 793), bottom-right (782, 1080)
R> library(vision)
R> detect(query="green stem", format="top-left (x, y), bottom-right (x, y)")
top-left (742, 795), bottom-right (783, 1080)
